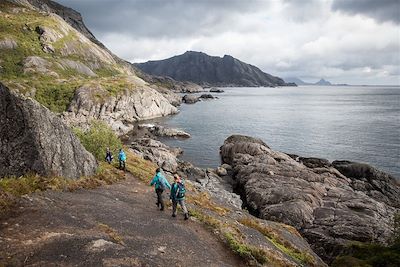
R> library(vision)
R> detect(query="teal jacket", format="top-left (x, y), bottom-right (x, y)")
top-left (170, 181), bottom-right (185, 201)
top-left (118, 150), bottom-right (126, 161)
top-left (150, 172), bottom-right (171, 190)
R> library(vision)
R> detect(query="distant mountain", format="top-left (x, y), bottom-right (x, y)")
top-left (135, 51), bottom-right (294, 87)
top-left (315, 78), bottom-right (332, 86)
top-left (284, 77), bottom-right (335, 86)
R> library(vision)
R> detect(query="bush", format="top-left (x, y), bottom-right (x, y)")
top-left (73, 121), bottom-right (122, 161)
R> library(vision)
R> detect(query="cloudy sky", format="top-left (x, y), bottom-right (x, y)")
top-left (57, 0), bottom-right (400, 85)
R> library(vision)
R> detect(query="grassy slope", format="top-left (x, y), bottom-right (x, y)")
top-left (0, 1), bottom-right (141, 113)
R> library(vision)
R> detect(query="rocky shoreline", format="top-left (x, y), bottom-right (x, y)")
top-left (127, 122), bottom-right (400, 264)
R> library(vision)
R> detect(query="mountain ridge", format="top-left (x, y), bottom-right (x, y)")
top-left (135, 51), bottom-right (295, 87)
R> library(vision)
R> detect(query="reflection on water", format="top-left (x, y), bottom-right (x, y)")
top-left (147, 86), bottom-right (400, 179)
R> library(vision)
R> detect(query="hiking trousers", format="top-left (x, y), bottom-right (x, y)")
top-left (172, 199), bottom-right (188, 216)
top-left (119, 160), bottom-right (126, 170)
top-left (156, 188), bottom-right (164, 210)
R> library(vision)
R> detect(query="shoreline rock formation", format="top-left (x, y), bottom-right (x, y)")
top-left (220, 135), bottom-right (400, 262)
top-left (62, 85), bottom-right (178, 136)
top-left (0, 83), bottom-right (97, 179)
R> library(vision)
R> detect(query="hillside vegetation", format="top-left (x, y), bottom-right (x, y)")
top-left (0, 1), bottom-right (145, 113)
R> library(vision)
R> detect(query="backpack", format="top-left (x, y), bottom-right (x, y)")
top-left (176, 182), bottom-right (186, 199)
top-left (157, 176), bottom-right (166, 190)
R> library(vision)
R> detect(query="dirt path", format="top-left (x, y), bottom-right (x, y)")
top-left (0, 173), bottom-right (244, 266)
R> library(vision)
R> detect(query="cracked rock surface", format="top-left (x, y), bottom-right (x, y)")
top-left (0, 83), bottom-right (97, 179)
top-left (220, 135), bottom-right (400, 263)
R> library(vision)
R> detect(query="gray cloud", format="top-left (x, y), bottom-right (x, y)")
top-left (332, 0), bottom-right (400, 24)
top-left (57, 0), bottom-right (268, 38)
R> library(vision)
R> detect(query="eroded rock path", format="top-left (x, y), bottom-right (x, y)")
top-left (0, 173), bottom-right (244, 266)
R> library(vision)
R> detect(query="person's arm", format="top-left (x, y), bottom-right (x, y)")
top-left (150, 175), bottom-right (157, 186)
top-left (165, 178), bottom-right (171, 190)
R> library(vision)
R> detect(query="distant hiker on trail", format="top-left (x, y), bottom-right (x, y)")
top-left (150, 168), bottom-right (171, 211)
top-left (105, 148), bottom-right (113, 164)
top-left (170, 174), bottom-right (189, 220)
top-left (118, 148), bottom-right (126, 170)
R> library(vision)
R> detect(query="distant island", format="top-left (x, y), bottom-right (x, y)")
top-left (284, 77), bottom-right (349, 86)
top-left (135, 51), bottom-right (295, 87)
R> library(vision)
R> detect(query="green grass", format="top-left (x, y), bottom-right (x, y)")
top-left (224, 232), bottom-right (269, 265)
top-left (239, 217), bottom-right (315, 266)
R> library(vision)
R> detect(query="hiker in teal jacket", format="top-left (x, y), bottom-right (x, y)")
top-left (150, 168), bottom-right (171, 211)
top-left (170, 174), bottom-right (189, 220)
top-left (118, 149), bottom-right (126, 170)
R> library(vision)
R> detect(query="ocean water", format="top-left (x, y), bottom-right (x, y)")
top-left (149, 86), bottom-right (400, 179)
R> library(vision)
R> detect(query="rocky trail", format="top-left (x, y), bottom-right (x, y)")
top-left (0, 171), bottom-right (244, 267)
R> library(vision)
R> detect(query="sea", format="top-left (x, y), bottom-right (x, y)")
top-left (147, 85), bottom-right (400, 179)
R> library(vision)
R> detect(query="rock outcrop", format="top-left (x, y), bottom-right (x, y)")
top-left (220, 135), bottom-right (400, 262)
top-left (0, 38), bottom-right (18, 49)
top-left (130, 138), bottom-right (182, 173)
top-left (0, 83), bottom-right (97, 179)
top-left (135, 51), bottom-right (294, 87)
top-left (62, 85), bottom-right (178, 135)
top-left (182, 94), bottom-right (200, 104)
top-left (22, 56), bottom-right (58, 77)
top-left (209, 88), bottom-right (224, 93)
top-left (138, 124), bottom-right (190, 138)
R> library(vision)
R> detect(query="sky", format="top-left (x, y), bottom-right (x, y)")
top-left (57, 0), bottom-right (400, 85)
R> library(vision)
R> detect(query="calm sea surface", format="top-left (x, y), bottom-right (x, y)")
top-left (149, 86), bottom-right (400, 179)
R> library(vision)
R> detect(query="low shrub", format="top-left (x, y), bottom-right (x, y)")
top-left (73, 121), bottom-right (122, 161)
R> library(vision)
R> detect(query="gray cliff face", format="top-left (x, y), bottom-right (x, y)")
top-left (62, 85), bottom-right (178, 136)
top-left (135, 51), bottom-right (292, 87)
top-left (220, 135), bottom-right (400, 262)
top-left (0, 83), bottom-right (98, 179)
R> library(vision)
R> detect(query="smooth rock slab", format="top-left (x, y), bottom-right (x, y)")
top-left (0, 83), bottom-right (97, 179)
top-left (221, 134), bottom-right (400, 263)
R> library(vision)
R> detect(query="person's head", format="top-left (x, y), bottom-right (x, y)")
top-left (174, 174), bottom-right (181, 182)
top-left (119, 148), bottom-right (123, 152)
top-left (156, 168), bottom-right (161, 174)
top-left (106, 147), bottom-right (110, 152)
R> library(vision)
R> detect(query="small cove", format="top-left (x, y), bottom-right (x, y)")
top-left (146, 85), bottom-right (400, 179)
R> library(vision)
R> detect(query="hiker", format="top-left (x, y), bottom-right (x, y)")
top-left (170, 174), bottom-right (189, 220)
top-left (150, 168), bottom-right (171, 211)
top-left (105, 147), bottom-right (113, 164)
top-left (118, 148), bottom-right (126, 170)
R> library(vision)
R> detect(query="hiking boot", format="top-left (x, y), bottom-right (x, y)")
top-left (160, 207), bottom-right (164, 211)
top-left (184, 213), bottom-right (189, 220)
top-left (172, 214), bottom-right (176, 217)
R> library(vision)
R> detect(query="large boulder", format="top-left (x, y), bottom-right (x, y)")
top-left (182, 94), bottom-right (200, 104)
top-left (0, 83), bottom-right (97, 179)
top-left (221, 135), bottom-right (400, 262)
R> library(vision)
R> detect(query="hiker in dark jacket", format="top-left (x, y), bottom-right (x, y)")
top-left (170, 174), bottom-right (189, 220)
top-left (150, 168), bottom-right (171, 211)
top-left (105, 148), bottom-right (113, 164)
